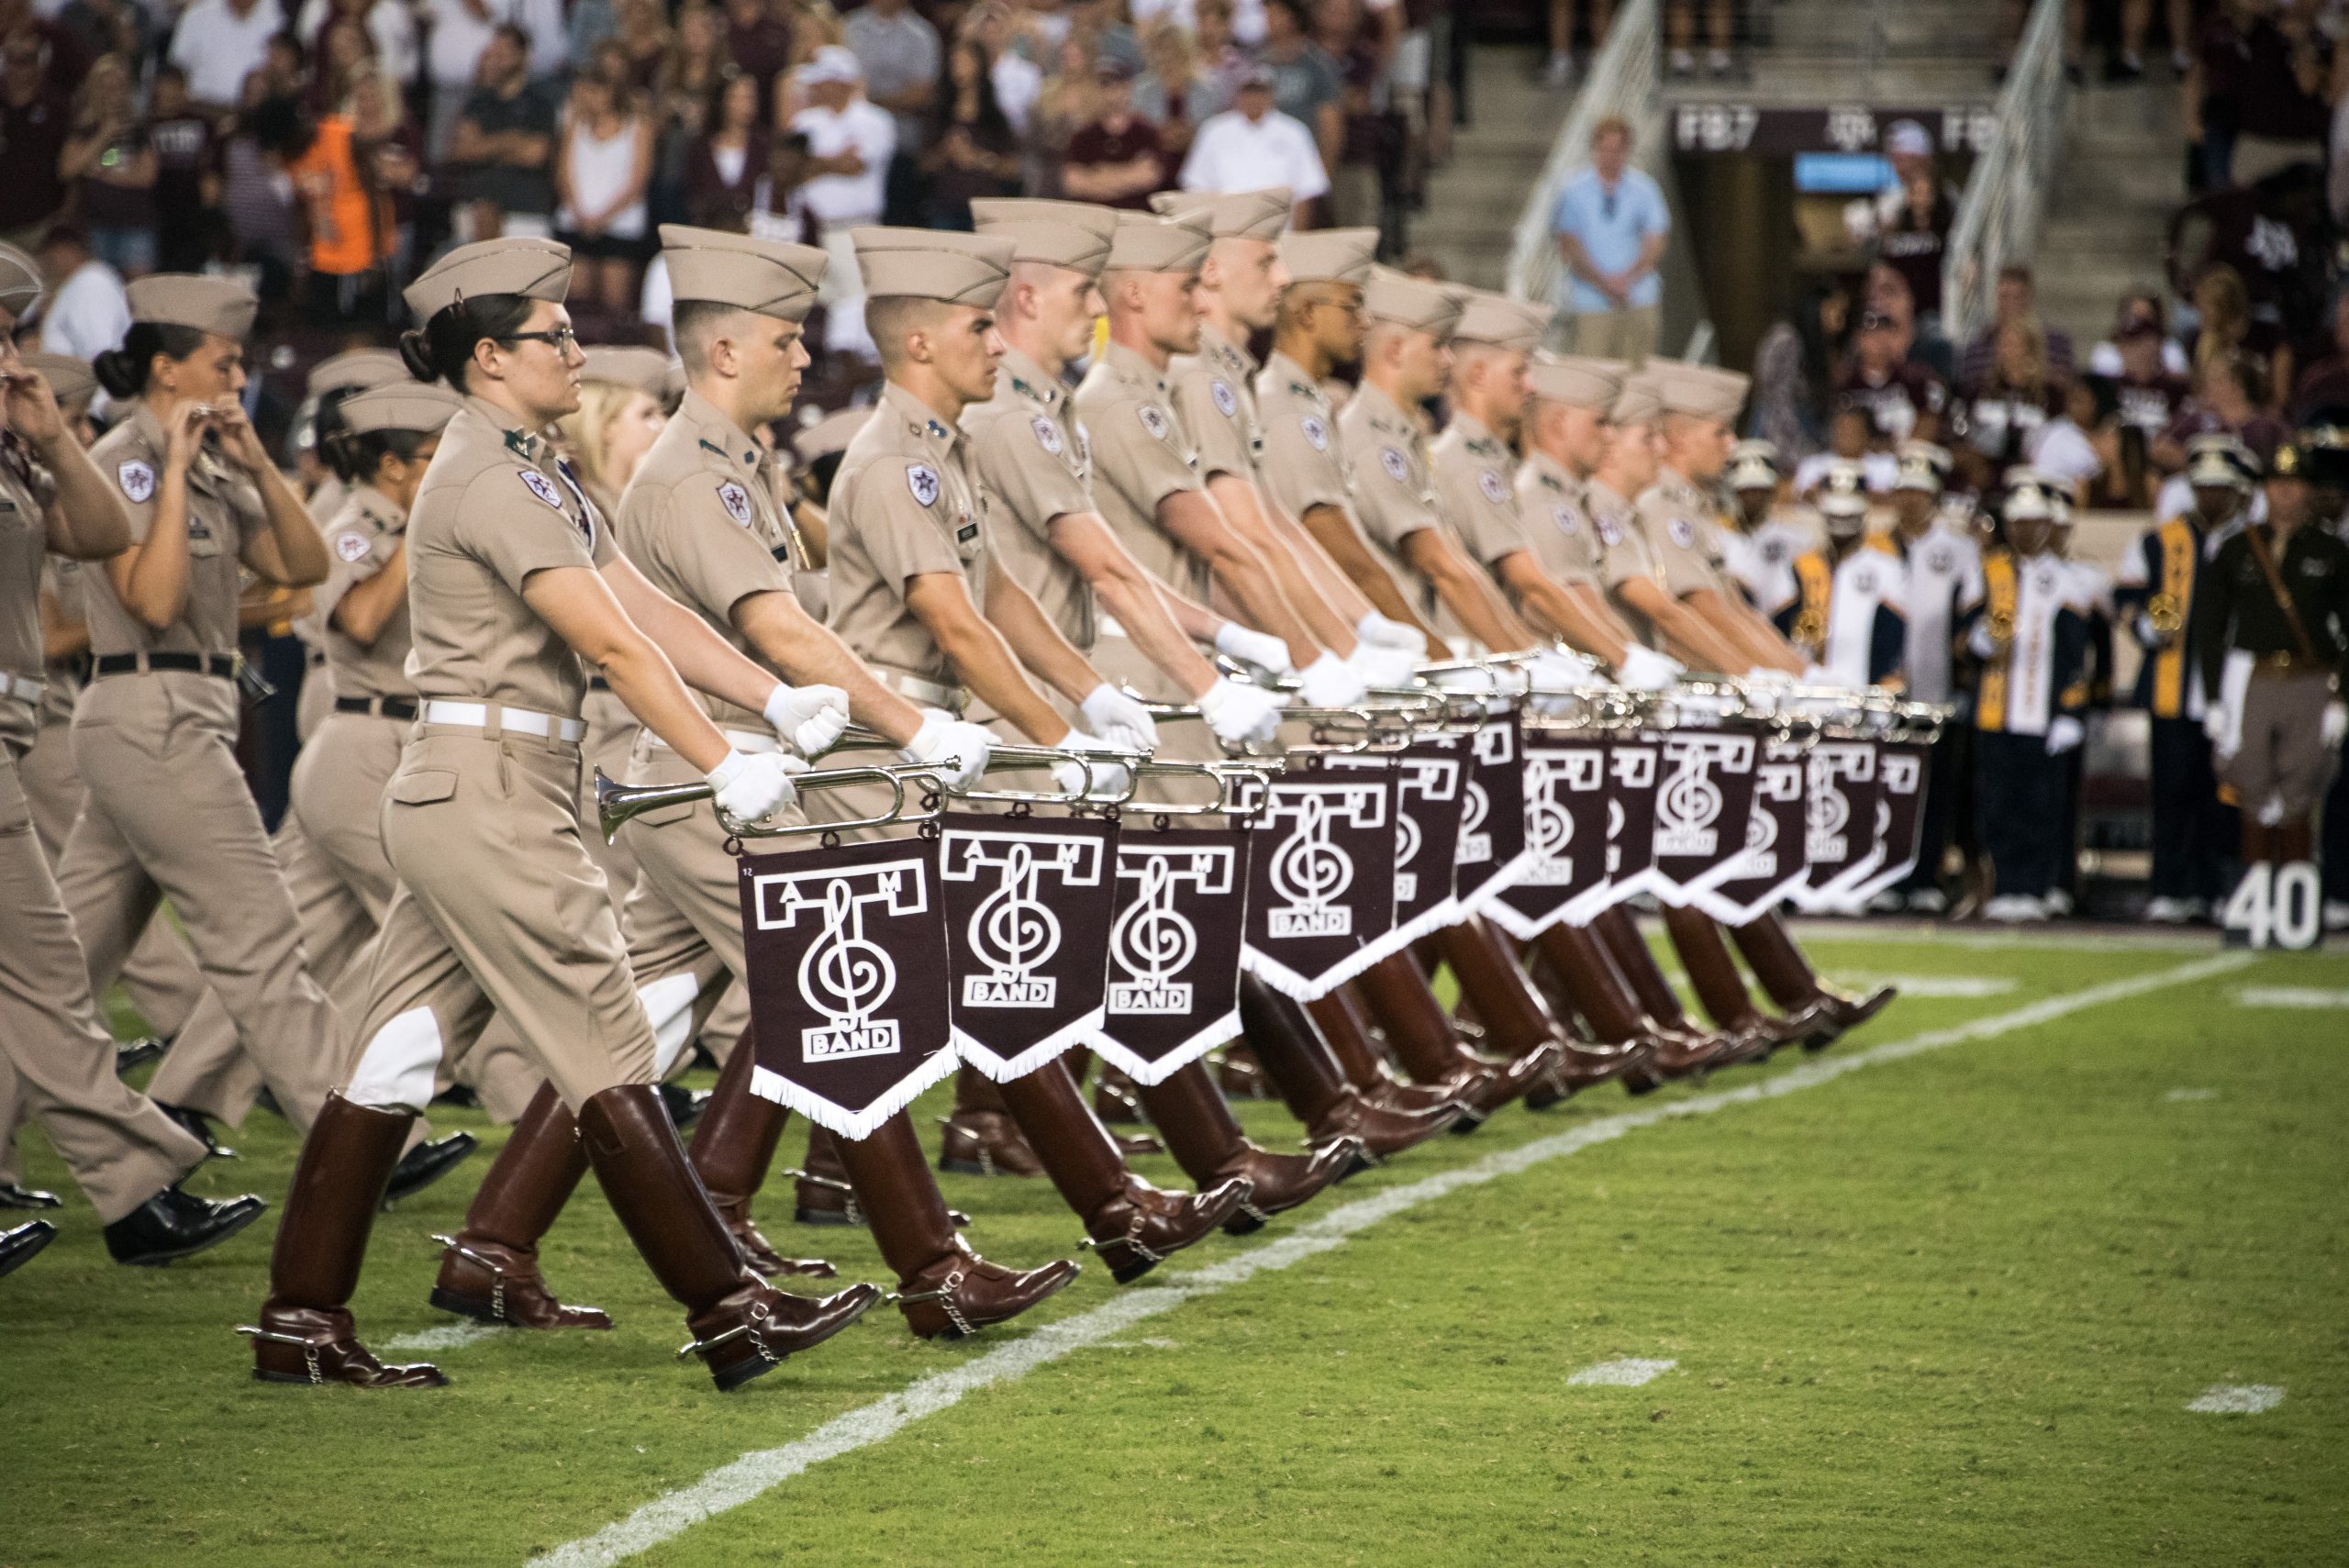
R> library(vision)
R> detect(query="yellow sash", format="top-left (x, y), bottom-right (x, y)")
top-left (1790, 552), bottom-right (1832, 655)
top-left (1977, 550), bottom-right (2018, 731)
top-left (2150, 518), bottom-right (2197, 717)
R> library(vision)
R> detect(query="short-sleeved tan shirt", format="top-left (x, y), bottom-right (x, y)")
top-left (1589, 474), bottom-right (1666, 645)
top-left (617, 387), bottom-right (800, 729)
top-left (83, 403), bottom-right (268, 662)
top-left (1074, 340), bottom-right (1211, 609)
top-left (1336, 377), bottom-right (1450, 626)
top-left (37, 555), bottom-right (86, 728)
top-left (404, 395), bottom-right (616, 717)
top-left (309, 484), bottom-right (414, 703)
top-left (1431, 412), bottom-right (1531, 570)
top-left (0, 455), bottom-right (48, 750)
top-left (1253, 350), bottom-right (1354, 524)
top-left (1516, 450), bottom-right (1600, 584)
top-left (962, 345), bottom-right (1097, 651)
top-left (1635, 469), bottom-right (1730, 601)
top-left (1168, 323), bottom-right (1262, 484)
top-left (826, 381), bottom-right (989, 689)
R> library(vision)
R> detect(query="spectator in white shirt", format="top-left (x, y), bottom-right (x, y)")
top-left (790, 46), bottom-right (896, 359)
top-left (1178, 63), bottom-right (1328, 221)
top-left (419, 0), bottom-right (509, 163)
top-left (30, 224), bottom-right (129, 362)
top-left (166, 0), bottom-right (285, 112)
top-left (293, 0), bottom-right (418, 89)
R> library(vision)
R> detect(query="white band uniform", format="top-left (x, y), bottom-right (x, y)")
top-left (419, 698), bottom-right (589, 743)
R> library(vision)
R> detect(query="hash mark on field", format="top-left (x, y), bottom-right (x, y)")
top-left (2231, 986), bottom-right (2349, 1009)
top-left (2188, 1384), bottom-right (2285, 1414)
top-left (530, 951), bottom-right (2252, 1568)
top-left (1834, 973), bottom-right (2018, 999)
top-left (378, 1323), bottom-right (506, 1355)
top-left (1567, 1358), bottom-right (1677, 1387)
top-left (2165, 1087), bottom-right (2218, 1102)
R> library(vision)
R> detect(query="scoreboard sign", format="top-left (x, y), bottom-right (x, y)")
top-left (1670, 103), bottom-right (1998, 156)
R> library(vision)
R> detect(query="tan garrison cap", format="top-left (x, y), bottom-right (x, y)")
top-left (1527, 352), bottom-right (1627, 408)
top-left (128, 273), bottom-right (259, 339)
top-left (852, 228), bottom-right (1014, 306)
top-left (1149, 186), bottom-right (1291, 241)
top-left (795, 405), bottom-right (874, 463)
top-left (402, 237), bottom-right (573, 321)
top-left (309, 348), bottom-right (410, 396)
top-left (1363, 265), bottom-right (1462, 337)
top-left (971, 198), bottom-right (1118, 278)
top-left (1612, 371), bottom-right (1664, 425)
top-left (1648, 361), bottom-right (1749, 421)
top-left (1106, 210), bottom-right (1212, 273)
top-left (22, 352), bottom-right (95, 406)
top-left (581, 345), bottom-right (679, 399)
top-left (0, 242), bottom-right (43, 317)
top-left (659, 225), bottom-right (827, 320)
top-left (340, 382), bottom-right (466, 437)
top-left (1277, 227), bottom-right (1377, 286)
top-left (1450, 288), bottom-right (1553, 352)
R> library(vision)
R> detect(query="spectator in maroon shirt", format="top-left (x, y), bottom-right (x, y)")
top-left (1062, 59), bottom-right (1163, 210)
top-left (2187, 0), bottom-right (2330, 192)
top-left (1836, 308), bottom-right (1950, 445)
top-left (918, 37), bottom-right (1020, 229)
top-left (2155, 351), bottom-right (2288, 469)
top-left (0, 30), bottom-right (73, 248)
top-left (685, 71), bottom-right (770, 230)
top-left (0, 0), bottom-right (90, 96)
top-left (724, 0), bottom-right (794, 125)
top-left (144, 63), bottom-right (221, 272)
top-left (2288, 289), bottom-right (2349, 419)
top-left (2104, 315), bottom-right (2193, 438)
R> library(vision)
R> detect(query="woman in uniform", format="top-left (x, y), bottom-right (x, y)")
top-left (245, 239), bottom-right (876, 1392)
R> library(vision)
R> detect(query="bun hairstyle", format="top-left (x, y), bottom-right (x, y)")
top-left (93, 322), bottom-right (209, 400)
top-left (332, 425), bottom-right (435, 484)
top-left (397, 293), bottom-right (538, 388)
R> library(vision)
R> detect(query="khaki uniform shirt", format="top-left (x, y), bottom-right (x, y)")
top-left (617, 388), bottom-right (801, 730)
top-left (0, 450), bottom-right (48, 750)
top-left (963, 346), bottom-right (1097, 651)
top-left (1635, 468), bottom-right (1731, 601)
top-left (1168, 322), bottom-right (1263, 484)
top-left (1074, 340), bottom-right (1211, 609)
top-left (826, 381), bottom-right (989, 690)
top-left (1430, 412), bottom-right (1531, 571)
top-left (83, 404), bottom-right (268, 662)
top-left (309, 484), bottom-right (414, 705)
top-left (1589, 475), bottom-right (1667, 646)
top-left (1516, 450), bottom-right (1600, 585)
top-left (404, 396), bottom-right (616, 716)
top-left (1252, 350), bottom-right (1353, 526)
top-left (38, 555), bottom-right (86, 728)
top-left (1337, 377), bottom-right (1448, 624)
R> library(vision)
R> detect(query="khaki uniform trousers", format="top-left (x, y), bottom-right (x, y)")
top-left (2224, 668), bottom-right (2340, 822)
top-left (579, 685), bottom-right (640, 910)
top-left (340, 725), bottom-right (660, 1116)
top-left (54, 673), bottom-right (343, 1134)
top-left (0, 738), bottom-right (206, 1221)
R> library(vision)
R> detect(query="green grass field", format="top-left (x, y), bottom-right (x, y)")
top-left (7, 927), bottom-right (2346, 1567)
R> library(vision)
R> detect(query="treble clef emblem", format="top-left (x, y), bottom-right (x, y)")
top-left (1113, 857), bottom-right (1195, 984)
top-left (971, 841), bottom-right (1059, 981)
top-left (1270, 794), bottom-right (1353, 912)
top-left (798, 878), bottom-right (896, 1052)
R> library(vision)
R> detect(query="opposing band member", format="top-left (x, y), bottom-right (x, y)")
top-left (1885, 439), bottom-right (1980, 913)
top-left (1719, 439), bottom-right (1814, 616)
top-left (246, 239), bottom-right (879, 1391)
top-left (0, 260), bottom-right (265, 1271)
top-left (1776, 460), bottom-right (1908, 690)
top-left (2118, 435), bottom-right (2247, 920)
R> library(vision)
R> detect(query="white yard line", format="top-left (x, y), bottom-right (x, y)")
top-left (2187, 1384), bottom-right (2285, 1414)
top-left (378, 1322), bottom-right (507, 1355)
top-left (2232, 986), bottom-right (2349, 1009)
top-left (2164, 1088), bottom-right (2218, 1103)
top-left (1566, 1357), bottom-right (1678, 1387)
top-left (529, 951), bottom-right (2253, 1568)
top-left (1832, 973), bottom-right (2019, 999)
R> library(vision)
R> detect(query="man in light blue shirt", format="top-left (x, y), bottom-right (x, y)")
top-left (1551, 116), bottom-right (1669, 363)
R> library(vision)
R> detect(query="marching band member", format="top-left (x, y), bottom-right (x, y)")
top-left (1776, 460), bottom-right (1908, 692)
top-left (1719, 438), bottom-right (1814, 617)
top-left (1885, 439), bottom-right (1980, 913)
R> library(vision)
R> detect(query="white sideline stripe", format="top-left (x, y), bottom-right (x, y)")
top-left (1835, 973), bottom-right (2018, 999)
top-left (2188, 1384), bottom-right (2285, 1414)
top-left (379, 1323), bottom-right (506, 1355)
top-left (528, 951), bottom-right (2253, 1568)
top-left (1567, 1357), bottom-right (1677, 1387)
top-left (2231, 985), bottom-right (2349, 1009)
top-left (2165, 1087), bottom-right (2218, 1103)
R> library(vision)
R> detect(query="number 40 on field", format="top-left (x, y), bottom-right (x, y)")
top-left (2221, 862), bottom-right (2325, 951)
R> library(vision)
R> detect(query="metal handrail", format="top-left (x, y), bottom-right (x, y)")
top-left (1503, 0), bottom-right (1662, 309)
top-left (1942, 0), bottom-right (2070, 349)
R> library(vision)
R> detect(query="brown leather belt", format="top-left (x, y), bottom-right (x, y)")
top-left (335, 695), bottom-right (420, 720)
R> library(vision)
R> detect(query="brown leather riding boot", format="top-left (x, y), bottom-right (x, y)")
top-left (2277, 817), bottom-right (2314, 863)
top-left (1731, 912), bottom-right (1894, 1048)
top-left (1592, 906), bottom-right (1740, 1074)
top-left (428, 1083), bottom-right (613, 1329)
top-left (939, 1063), bottom-right (1045, 1177)
top-left (247, 1094), bottom-right (448, 1388)
top-left (1352, 948), bottom-right (1559, 1120)
top-left (834, 1114), bottom-right (1080, 1340)
top-left (996, 1059), bottom-right (1252, 1283)
top-left (1438, 917), bottom-right (1637, 1103)
top-left (1240, 974), bottom-right (1463, 1158)
top-left (1525, 922), bottom-right (1674, 1094)
top-left (1658, 905), bottom-right (1790, 1064)
top-left (1139, 1059), bottom-right (1364, 1233)
top-left (577, 1085), bottom-right (881, 1392)
top-left (1216, 1040), bottom-right (1274, 1098)
top-left (685, 1044), bottom-right (836, 1277)
top-left (1306, 983), bottom-right (1477, 1116)
top-left (790, 1124), bottom-right (861, 1227)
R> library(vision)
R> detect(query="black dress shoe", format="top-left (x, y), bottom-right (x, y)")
top-left (0, 1181), bottom-right (62, 1210)
top-left (1, 1220), bottom-right (57, 1279)
top-left (431, 1083), bottom-right (481, 1110)
top-left (379, 1132), bottom-right (480, 1210)
top-left (156, 1102), bottom-right (238, 1160)
top-left (103, 1184), bottom-right (267, 1266)
top-left (659, 1083), bottom-right (709, 1131)
top-left (115, 1036), bottom-right (166, 1076)
top-left (253, 1086), bottom-right (284, 1119)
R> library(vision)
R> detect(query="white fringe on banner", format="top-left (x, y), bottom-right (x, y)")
top-left (748, 1045), bottom-right (963, 1143)
top-left (1083, 1007), bottom-right (1241, 1085)
top-left (952, 1006), bottom-right (1108, 1084)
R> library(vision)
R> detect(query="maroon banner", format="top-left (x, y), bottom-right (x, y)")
top-left (1485, 733), bottom-right (1611, 938)
top-left (1846, 740), bottom-right (1932, 906)
top-left (740, 834), bottom-right (953, 1140)
top-left (1325, 740), bottom-right (1465, 949)
top-left (939, 813), bottom-right (1120, 1082)
top-left (1796, 740), bottom-right (1882, 909)
top-left (1600, 734), bottom-right (1662, 906)
top-left (1087, 824), bottom-right (1253, 1084)
top-left (1690, 737), bottom-right (1812, 925)
top-left (1241, 765), bottom-right (1399, 1000)
top-left (1455, 715), bottom-right (1532, 912)
top-left (1649, 728), bottom-right (1760, 906)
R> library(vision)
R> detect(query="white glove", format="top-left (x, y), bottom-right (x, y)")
top-left (1346, 638), bottom-right (1423, 689)
top-left (1965, 619), bottom-right (1999, 661)
top-left (1355, 611), bottom-right (1424, 651)
top-left (1212, 621), bottom-right (1295, 678)
top-left (1297, 650), bottom-right (1368, 707)
top-left (1052, 729), bottom-right (1135, 797)
top-left (1799, 662), bottom-right (1837, 687)
top-left (1744, 666), bottom-right (1794, 688)
top-left (897, 708), bottom-right (992, 791)
top-left (763, 682), bottom-right (851, 758)
top-left (1197, 674), bottom-right (1284, 746)
top-left (2044, 714), bottom-right (2085, 756)
top-left (707, 748), bottom-right (798, 825)
top-left (1079, 683), bottom-right (1158, 753)
top-left (2204, 702), bottom-right (2237, 758)
top-left (2323, 701), bottom-right (2346, 750)
top-left (1614, 644), bottom-right (1682, 692)
top-left (2133, 613), bottom-right (2165, 650)
top-left (1526, 647), bottom-right (1602, 694)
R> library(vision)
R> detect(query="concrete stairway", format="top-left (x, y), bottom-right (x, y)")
top-left (2032, 83), bottom-right (2188, 355)
top-left (1667, 0), bottom-right (2000, 105)
top-left (1412, 43), bottom-right (1563, 290)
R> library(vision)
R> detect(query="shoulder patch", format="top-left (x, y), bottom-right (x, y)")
top-left (1211, 379), bottom-right (1238, 419)
top-left (717, 481), bottom-right (753, 526)
top-left (1552, 505), bottom-right (1577, 535)
top-left (1380, 447), bottom-right (1408, 484)
top-left (1301, 414), bottom-right (1329, 452)
top-left (1667, 515), bottom-right (1697, 550)
top-left (1596, 514), bottom-right (1623, 548)
top-left (907, 463), bottom-right (941, 507)
top-left (1138, 405), bottom-right (1172, 442)
top-left (333, 530), bottom-right (373, 562)
top-left (520, 470), bottom-right (566, 511)
top-left (1030, 415), bottom-right (1063, 455)
top-left (117, 461), bottom-right (155, 504)
top-left (1478, 470), bottom-right (1509, 506)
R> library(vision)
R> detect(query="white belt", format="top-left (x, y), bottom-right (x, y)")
top-left (0, 671), bottom-right (45, 706)
top-left (874, 669), bottom-right (967, 713)
top-left (419, 699), bottom-right (587, 743)
top-left (648, 726), bottom-right (781, 755)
